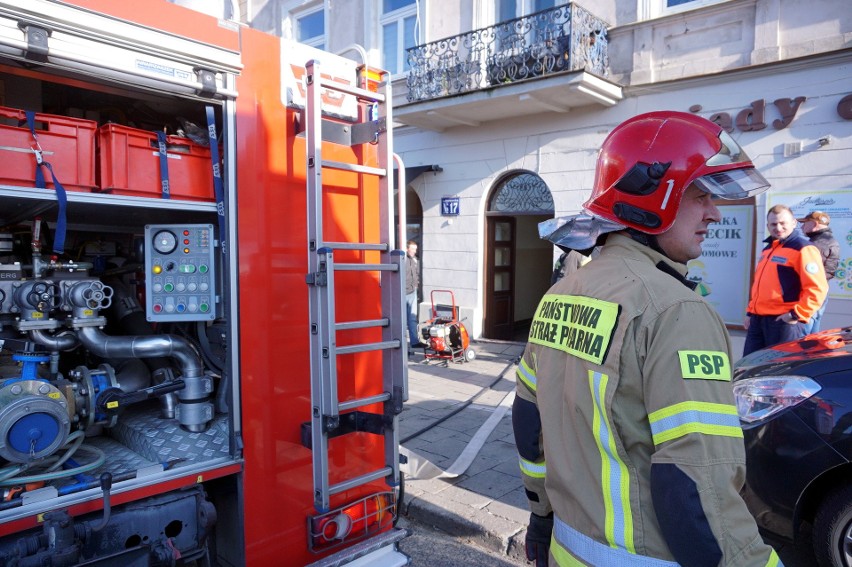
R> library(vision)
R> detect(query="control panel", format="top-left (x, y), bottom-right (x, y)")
top-left (144, 224), bottom-right (217, 322)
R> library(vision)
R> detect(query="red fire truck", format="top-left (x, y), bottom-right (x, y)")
top-left (0, 0), bottom-right (410, 565)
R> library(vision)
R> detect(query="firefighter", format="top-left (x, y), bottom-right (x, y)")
top-left (513, 111), bottom-right (782, 566)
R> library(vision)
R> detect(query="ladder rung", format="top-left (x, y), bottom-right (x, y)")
top-left (319, 160), bottom-right (386, 176)
top-left (315, 78), bottom-right (386, 104)
top-left (338, 393), bottom-right (391, 412)
top-left (336, 340), bottom-right (401, 355)
top-left (336, 318), bottom-right (389, 331)
top-left (321, 242), bottom-right (390, 252)
top-left (329, 467), bottom-right (392, 496)
top-left (334, 263), bottom-right (398, 272)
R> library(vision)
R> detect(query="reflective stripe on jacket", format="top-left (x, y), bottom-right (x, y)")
top-left (518, 233), bottom-right (780, 566)
top-left (513, 356), bottom-right (550, 516)
top-left (746, 231), bottom-right (827, 320)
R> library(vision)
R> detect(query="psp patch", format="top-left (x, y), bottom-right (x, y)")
top-left (678, 350), bottom-right (731, 381)
top-left (805, 262), bottom-right (820, 274)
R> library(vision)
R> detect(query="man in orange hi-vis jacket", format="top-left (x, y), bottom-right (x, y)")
top-left (742, 204), bottom-right (828, 356)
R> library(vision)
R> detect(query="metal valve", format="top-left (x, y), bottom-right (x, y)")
top-left (65, 280), bottom-right (114, 312)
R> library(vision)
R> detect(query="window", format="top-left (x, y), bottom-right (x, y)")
top-left (488, 172), bottom-right (554, 213)
top-left (296, 6), bottom-right (325, 49)
top-left (638, 0), bottom-right (728, 19)
top-left (497, 0), bottom-right (555, 21)
top-left (381, 0), bottom-right (418, 75)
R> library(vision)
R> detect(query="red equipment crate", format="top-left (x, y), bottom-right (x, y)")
top-left (0, 105), bottom-right (97, 191)
top-left (96, 123), bottom-right (214, 201)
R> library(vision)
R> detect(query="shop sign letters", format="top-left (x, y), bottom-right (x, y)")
top-left (689, 93), bottom-right (852, 132)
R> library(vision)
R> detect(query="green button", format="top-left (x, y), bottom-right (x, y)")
top-left (179, 264), bottom-right (197, 273)
top-left (163, 283), bottom-right (174, 292)
top-left (199, 265), bottom-right (208, 274)
top-left (200, 303), bottom-right (209, 313)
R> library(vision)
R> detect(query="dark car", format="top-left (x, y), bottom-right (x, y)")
top-left (734, 327), bottom-right (852, 567)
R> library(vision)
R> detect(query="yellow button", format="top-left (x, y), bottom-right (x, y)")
top-left (153, 265), bottom-right (163, 274)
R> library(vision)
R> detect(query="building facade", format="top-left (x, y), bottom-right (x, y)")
top-left (396, 0), bottom-right (851, 341)
top-left (239, 0), bottom-right (852, 341)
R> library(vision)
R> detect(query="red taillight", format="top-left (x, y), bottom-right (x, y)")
top-left (308, 492), bottom-right (396, 553)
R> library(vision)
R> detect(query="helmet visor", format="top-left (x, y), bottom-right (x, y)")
top-left (706, 130), bottom-right (752, 166)
top-left (693, 168), bottom-right (770, 200)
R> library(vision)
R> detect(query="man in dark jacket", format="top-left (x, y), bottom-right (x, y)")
top-left (798, 210), bottom-right (840, 333)
top-left (405, 240), bottom-right (422, 348)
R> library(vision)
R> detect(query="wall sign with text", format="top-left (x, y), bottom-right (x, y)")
top-left (687, 204), bottom-right (755, 327)
top-left (772, 189), bottom-right (852, 299)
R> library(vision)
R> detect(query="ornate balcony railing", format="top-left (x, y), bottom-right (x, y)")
top-left (405, 3), bottom-right (609, 103)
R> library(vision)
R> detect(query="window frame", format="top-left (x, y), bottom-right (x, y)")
top-left (497, 0), bottom-right (556, 21)
top-left (293, 2), bottom-right (326, 50)
top-left (638, 0), bottom-right (728, 20)
top-left (380, 0), bottom-right (419, 77)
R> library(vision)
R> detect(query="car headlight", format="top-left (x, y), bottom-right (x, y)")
top-left (733, 376), bottom-right (822, 424)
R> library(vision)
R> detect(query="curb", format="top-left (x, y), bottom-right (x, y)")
top-left (402, 492), bottom-right (528, 561)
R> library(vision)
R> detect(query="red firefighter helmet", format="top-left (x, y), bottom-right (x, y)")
top-left (584, 111), bottom-right (770, 234)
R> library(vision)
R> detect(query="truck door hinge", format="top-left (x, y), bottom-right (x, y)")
top-left (195, 68), bottom-right (217, 97)
top-left (18, 23), bottom-right (50, 63)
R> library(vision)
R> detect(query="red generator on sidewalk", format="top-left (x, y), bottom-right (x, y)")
top-left (418, 290), bottom-right (476, 364)
top-left (0, 1), bottom-right (410, 565)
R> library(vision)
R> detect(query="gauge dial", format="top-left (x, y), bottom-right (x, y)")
top-left (152, 230), bottom-right (178, 254)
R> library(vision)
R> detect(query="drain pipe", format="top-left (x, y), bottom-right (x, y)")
top-left (28, 329), bottom-right (80, 352)
top-left (76, 327), bottom-right (213, 432)
top-left (28, 330), bottom-right (81, 378)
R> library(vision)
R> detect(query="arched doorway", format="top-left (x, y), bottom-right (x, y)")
top-left (483, 171), bottom-right (554, 340)
top-left (396, 183), bottom-right (424, 290)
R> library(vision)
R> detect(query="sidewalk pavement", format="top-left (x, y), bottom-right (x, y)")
top-left (399, 339), bottom-right (529, 562)
top-left (398, 330), bottom-right (748, 561)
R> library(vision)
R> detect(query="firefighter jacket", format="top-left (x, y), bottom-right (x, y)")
top-left (805, 227), bottom-right (840, 281)
top-left (514, 233), bottom-right (780, 566)
top-left (747, 230), bottom-right (828, 322)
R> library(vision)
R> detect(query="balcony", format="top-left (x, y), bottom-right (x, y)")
top-left (397, 3), bottom-right (622, 131)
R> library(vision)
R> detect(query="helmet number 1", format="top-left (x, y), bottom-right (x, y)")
top-left (660, 179), bottom-right (675, 210)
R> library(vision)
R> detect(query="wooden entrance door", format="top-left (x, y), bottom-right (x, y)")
top-left (484, 216), bottom-right (515, 339)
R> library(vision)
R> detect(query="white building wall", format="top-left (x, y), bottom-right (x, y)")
top-left (244, 0), bottom-right (851, 339)
top-left (397, 54), bottom-right (852, 337)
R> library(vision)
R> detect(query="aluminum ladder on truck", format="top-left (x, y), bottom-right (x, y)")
top-left (303, 58), bottom-right (409, 512)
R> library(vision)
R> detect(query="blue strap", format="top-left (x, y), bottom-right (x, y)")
top-left (205, 106), bottom-right (226, 256)
top-left (156, 130), bottom-right (171, 199)
top-left (25, 111), bottom-right (68, 255)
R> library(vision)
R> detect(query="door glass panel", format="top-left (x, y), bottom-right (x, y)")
top-left (494, 272), bottom-right (510, 291)
top-left (495, 247), bottom-right (510, 266)
top-left (495, 221), bottom-right (511, 241)
top-left (534, 0), bottom-right (555, 12)
top-left (385, 0), bottom-right (415, 12)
